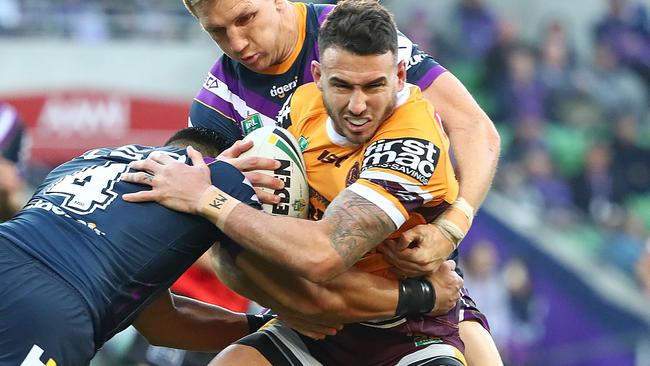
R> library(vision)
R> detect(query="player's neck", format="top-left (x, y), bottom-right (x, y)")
top-left (276, 2), bottom-right (299, 66)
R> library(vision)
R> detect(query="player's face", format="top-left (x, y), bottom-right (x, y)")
top-left (195, 0), bottom-right (287, 72)
top-left (313, 47), bottom-right (406, 145)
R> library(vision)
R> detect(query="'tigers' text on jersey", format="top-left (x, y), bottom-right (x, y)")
top-left (270, 77), bottom-right (299, 99)
top-left (362, 138), bottom-right (440, 185)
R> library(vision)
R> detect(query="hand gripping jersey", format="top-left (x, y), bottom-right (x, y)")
top-left (282, 83), bottom-right (459, 277)
top-left (189, 2), bottom-right (446, 145)
top-left (0, 145), bottom-right (259, 349)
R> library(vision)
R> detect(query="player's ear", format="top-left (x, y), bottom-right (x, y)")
top-left (396, 59), bottom-right (406, 91)
top-left (273, 0), bottom-right (285, 11)
top-left (311, 60), bottom-right (323, 89)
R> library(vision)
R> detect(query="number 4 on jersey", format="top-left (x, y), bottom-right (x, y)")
top-left (46, 162), bottom-right (129, 215)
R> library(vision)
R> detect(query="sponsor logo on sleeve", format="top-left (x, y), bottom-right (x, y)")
top-left (345, 162), bottom-right (360, 187)
top-left (362, 138), bottom-right (440, 184)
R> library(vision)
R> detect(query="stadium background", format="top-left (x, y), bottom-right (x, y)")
top-left (1, 0), bottom-right (650, 365)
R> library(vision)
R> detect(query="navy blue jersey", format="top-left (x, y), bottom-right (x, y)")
top-left (0, 144), bottom-right (259, 348)
top-left (189, 3), bottom-right (446, 145)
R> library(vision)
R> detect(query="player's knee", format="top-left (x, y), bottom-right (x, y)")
top-left (424, 356), bottom-right (466, 366)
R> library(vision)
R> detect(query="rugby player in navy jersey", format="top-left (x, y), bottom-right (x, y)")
top-left (0, 127), bottom-right (460, 366)
top-left (182, 1), bottom-right (502, 364)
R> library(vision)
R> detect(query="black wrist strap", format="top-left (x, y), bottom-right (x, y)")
top-left (395, 277), bottom-right (436, 317)
top-left (246, 314), bottom-right (275, 334)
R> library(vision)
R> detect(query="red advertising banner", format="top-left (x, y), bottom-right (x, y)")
top-left (2, 90), bottom-right (190, 165)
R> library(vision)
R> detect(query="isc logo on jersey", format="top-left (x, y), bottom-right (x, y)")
top-left (362, 138), bottom-right (440, 185)
top-left (240, 126), bottom-right (308, 218)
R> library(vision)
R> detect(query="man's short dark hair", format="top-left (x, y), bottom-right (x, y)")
top-left (165, 127), bottom-right (228, 157)
top-left (318, 0), bottom-right (398, 59)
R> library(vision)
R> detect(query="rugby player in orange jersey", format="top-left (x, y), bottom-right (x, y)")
top-left (124, 2), bottom-right (500, 364)
top-left (183, 0), bottom-right (502, 364)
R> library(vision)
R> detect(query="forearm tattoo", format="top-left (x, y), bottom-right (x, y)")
top-left (323, 190), bottom-right (396, 268)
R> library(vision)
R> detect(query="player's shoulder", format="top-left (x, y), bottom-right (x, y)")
top-left (309, 2), bottom-right (335, 25)
top-left (370, 84), bottom-right (447, 149)
top-left (292, 82), bottom-right (323, 109)
top-left (385, 85), bottom-right (436, 129)
top-left (285, 83), bottom-right (326, 127)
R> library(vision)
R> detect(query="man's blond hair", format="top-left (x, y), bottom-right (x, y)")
top-left (182, 0), bottom-right (202, 17)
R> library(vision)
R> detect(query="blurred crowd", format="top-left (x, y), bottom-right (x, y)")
top-left (0, 0), bottom-right (196, 41)
top-left (402, 0), bottom-right (650, 291)
top-left (395, 0), bottom-right (650, 362)
top-left (462, 240), bottom-right (547, 365)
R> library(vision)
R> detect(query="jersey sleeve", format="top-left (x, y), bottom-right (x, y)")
top-left (397, 32), bottom-right (447, 91)
top-left (189, 58), bottom-right (246, 145)
top-left (314, 4), bottom-right (335, 26)
top-left (346, 90), bottom-right (457, 228)
top-left (189, 100), bottom-right (243, 146)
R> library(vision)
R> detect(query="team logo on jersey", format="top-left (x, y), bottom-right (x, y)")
top-left (346, 162), bottom-right (360, 187)
top-left (241, 113), bottom-right (263, 135)
top-left (362, 138), bottom-right (440, 185)
top-left (270, 76), bottom-right (298, 99)
top-left (203, 74), bottom-right (219, 90)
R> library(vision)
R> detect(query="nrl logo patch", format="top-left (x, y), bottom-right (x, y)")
top-left (298, 136), bottom-right (309, 152)
top-left (241, 114), bottom-right (263, 135)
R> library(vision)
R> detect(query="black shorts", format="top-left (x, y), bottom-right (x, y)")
top-left (0, 237), bottom-right (95, 366)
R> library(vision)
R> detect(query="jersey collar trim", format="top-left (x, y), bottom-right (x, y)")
top-left (396, 84), bottom-right (413, 108)
top-left (326, 117), bottom-right (358, 147)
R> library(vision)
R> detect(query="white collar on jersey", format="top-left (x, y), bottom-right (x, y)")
top-left (326, 84), bottom-right (413, 147)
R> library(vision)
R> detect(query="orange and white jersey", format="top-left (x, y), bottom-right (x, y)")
top-left (282, 82), bottom-right (459, 275)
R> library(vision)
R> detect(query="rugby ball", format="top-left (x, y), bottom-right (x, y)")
top-left (240, 126), bottom-right (309, 219)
